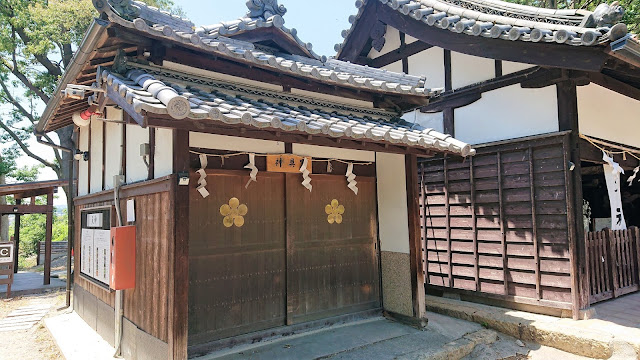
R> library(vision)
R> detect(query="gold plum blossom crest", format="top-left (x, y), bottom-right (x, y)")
top-left (220, 197), bottom-right (248, 228)
top-left (325, 199), bottom-right (345, 224)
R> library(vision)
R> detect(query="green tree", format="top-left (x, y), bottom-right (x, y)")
top-left (0, 0), bottom-right (178, 196)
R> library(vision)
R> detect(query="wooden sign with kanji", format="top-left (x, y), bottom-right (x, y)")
top-left (266, 154), bottom-right (312, 174)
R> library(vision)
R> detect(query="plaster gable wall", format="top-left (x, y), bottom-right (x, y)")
top-left (451, 51), bottom-right (495, 89)
top-left (502, 61), bottom-right (535, 75)
top-left (402, 111), bottom-right (444, 134)
top-left (381, 60), bottom-right (403, 74)
top-left (578, 83), bottom-right (640, 149)
top-left (104, 107), bottom-right (123, 190)
top-left (408, 47), bottom-right (445, 89)
top-left (376, 152), bottom-right (410, 254)
top-left (368, 27), bottom-right (401, 59)
top-left (126, 125), bottom-right (149, 184)
top-left (154, 128), bottom-right (174, 178)
top-left (90, 119), bottom-right (104, 193)
top-left (454, 84), bottom-right (559, 144)
top-left (78, 125), bottom-right (89, 196)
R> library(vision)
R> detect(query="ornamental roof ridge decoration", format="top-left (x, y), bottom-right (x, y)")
top-left (335, 0), bottom-right (631, 54)
top-left (96, 67), bottom-right (475, 157)
top-left (92, 0), bottom-right (438, 98)
top-left (246, 0), bottom-right (288, 20)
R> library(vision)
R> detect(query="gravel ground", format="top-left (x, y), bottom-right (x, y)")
top-left (0, 290), bottom-right (68, 360)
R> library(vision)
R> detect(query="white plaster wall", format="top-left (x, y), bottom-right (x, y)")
top-left (376, 152), bottom-right (410, 254)
top-left (154, 128), bottom-right (174, 178)
top-left (451, 51), bottom-right (495, 89)
top-left (125, 125), bottom-right (149, 184)
top-left (292, 144), bottom-right (375, 162)
top-left (402, 110), bottom-right (445, 134)
top-left (103, 107), bottom-right (123, 190)
top-left (368, 27), bottom-right (401, 58)
top-left (382, 60), bottom-right (403, 74)
top-left (406, 34), bottom-right (418, 44)
top-left (578, 84), bottom-right (640, 149)
top-left (502, 61), bottom-right (534, 75)
top-left (408, 47), bottom-right (445, 89)
top-left (454, 84), bottom-right (559, 145)
top-left (78, 125), bottom-right (89, 196)
top-left (90, 119), bottom-right (104, 193)
top-left (189, 132), bottom-right (285, 153)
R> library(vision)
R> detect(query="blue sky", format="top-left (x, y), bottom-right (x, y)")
top-left (178, 0), bottom-right (357, 57)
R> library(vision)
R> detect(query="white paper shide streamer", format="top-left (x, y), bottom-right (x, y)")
top-left (244, 153), bottom-right (258, 188)
top-left (300, 157), bottom-right (312, 192)
top-left (346, 163), bottom-right (358, 195)
top-left (603, 152), bottom-right (627, 230)
top-left (628, 166), bottom-right (639, 186)
top-left (197, 154), bottom-right (209, 198)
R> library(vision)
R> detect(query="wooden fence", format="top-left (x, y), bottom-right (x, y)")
top-left (37, 241), bottom-right (68, 265)
top-left (587, 227), bottom-right (640, 304)
top-left (419, 133), bottom-right (575, 310)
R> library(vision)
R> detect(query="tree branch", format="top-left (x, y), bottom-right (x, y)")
top-left (13, 27), bottom-right (62, 77)
top-left (0, 119), bottom-right (57, 172)
top-left (0, 77), bottom-right (37, 124)
top-left (1, 55), bottom-right (50, 103)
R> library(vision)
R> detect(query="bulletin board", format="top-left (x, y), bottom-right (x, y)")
top-left (80, 208), bottom-right (112, 288)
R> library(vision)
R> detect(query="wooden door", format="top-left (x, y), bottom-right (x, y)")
top-left (188, 171), bottom-right (286, 345)
top-left (285, 174), bottom-right (380, 323)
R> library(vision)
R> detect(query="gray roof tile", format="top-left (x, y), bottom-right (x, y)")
top-left (98, 67), bottom-right (473, 156)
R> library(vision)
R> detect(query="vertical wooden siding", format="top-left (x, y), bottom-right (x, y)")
top-left (420, 134), bottom-right (574, 307)
top-left (74, 183), bottom-right (173, 343)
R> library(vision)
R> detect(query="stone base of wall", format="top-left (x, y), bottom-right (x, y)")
top-left (74, 285), bottom-right (168, 360)
top-left (380, 251), bottom-right (413, 317)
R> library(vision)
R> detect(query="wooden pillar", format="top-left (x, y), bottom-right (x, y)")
top-left (13, 199), bottom-right (21, 273)
top-left (168, 129), bottom-right (189, 360)
top-left (405, 154), bottom-right (426, 319)
top-left (557, 78), bottom-right (589, 318)
top-left (44, 190), bottom-right (54, 285)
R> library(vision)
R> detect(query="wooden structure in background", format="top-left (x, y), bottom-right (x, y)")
top-left (420, 133), bottom-right (575, 311)
top-left (0, 179), bottom-right (67, 284)
top-left (587, 227), bottom-right (640, 304)
top-left (0, 242), bottom-right (14, 298)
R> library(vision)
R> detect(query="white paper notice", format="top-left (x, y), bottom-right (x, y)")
top-left (81, 228), bottom-right (94, 277)
top-left (127, 199), bottom-right (136, 223)
top-left (93, 229), bottom-right (111, 284)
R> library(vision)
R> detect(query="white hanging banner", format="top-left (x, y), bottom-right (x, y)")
top-left (196, 155), bottom-right (209, 198)
top-left (603, 153), bottom-right (627, 230)
top-left (628, 166), bottom-right (639, 186)
top-left (299, 157), bottom-right (312, 192)
top-left (245, 153), bottom-right (258, 188)
top-left (346, 163), bottom-right (358, 195)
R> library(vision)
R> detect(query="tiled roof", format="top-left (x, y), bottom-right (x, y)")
top-left (93, 0), bottom-right (441, 97)
top-left (97, 67), bottom-right (474, 156)
top-left (335, 0), bottom-right (631, 54)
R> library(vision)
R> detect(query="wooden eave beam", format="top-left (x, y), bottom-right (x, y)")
top-left (374, 5), bottom-right (608, 72)
top-left (146, 115), bottom-right (443, 157)
top-left (422, 67), bottom-right (557, 112)
top-left (579, 137), bottom-right (640, 170)
top-left (0, 204), bottom-right (53, 215)
top-left (585, 71), bottom-right (640, 102)
top-left (367, 40), bottom-right (433, 68)
top-left (339, 1), bottom-right (380, 62)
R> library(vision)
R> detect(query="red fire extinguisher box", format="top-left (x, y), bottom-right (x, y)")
top-left (110, 226), bottom-right (136, 290)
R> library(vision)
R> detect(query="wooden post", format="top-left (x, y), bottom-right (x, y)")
top-left (470, 157), bottom-right (479, 292)
top-left (44, 190), bottom-right (53, 285)
top-left (148, 127), bottom-right (156, 181)
top-left (13, 199), bottom-right (20, 273)
top-left (607, 230), bottom-right (620, 297)
top-left (528, 147), bottom-right (541, 299)
top-left (168, 129), bottom-right (189, 360)
top-left (635, 227), bottom-right (640, 286)
top-left (497, 151), bottom-right (509, 295)
top-left (444, 156), bottom-right (452, 288)
top-left (406, 154), bottom-right (426, 319)
top-left (557, 79), bottom-right (588, 318)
